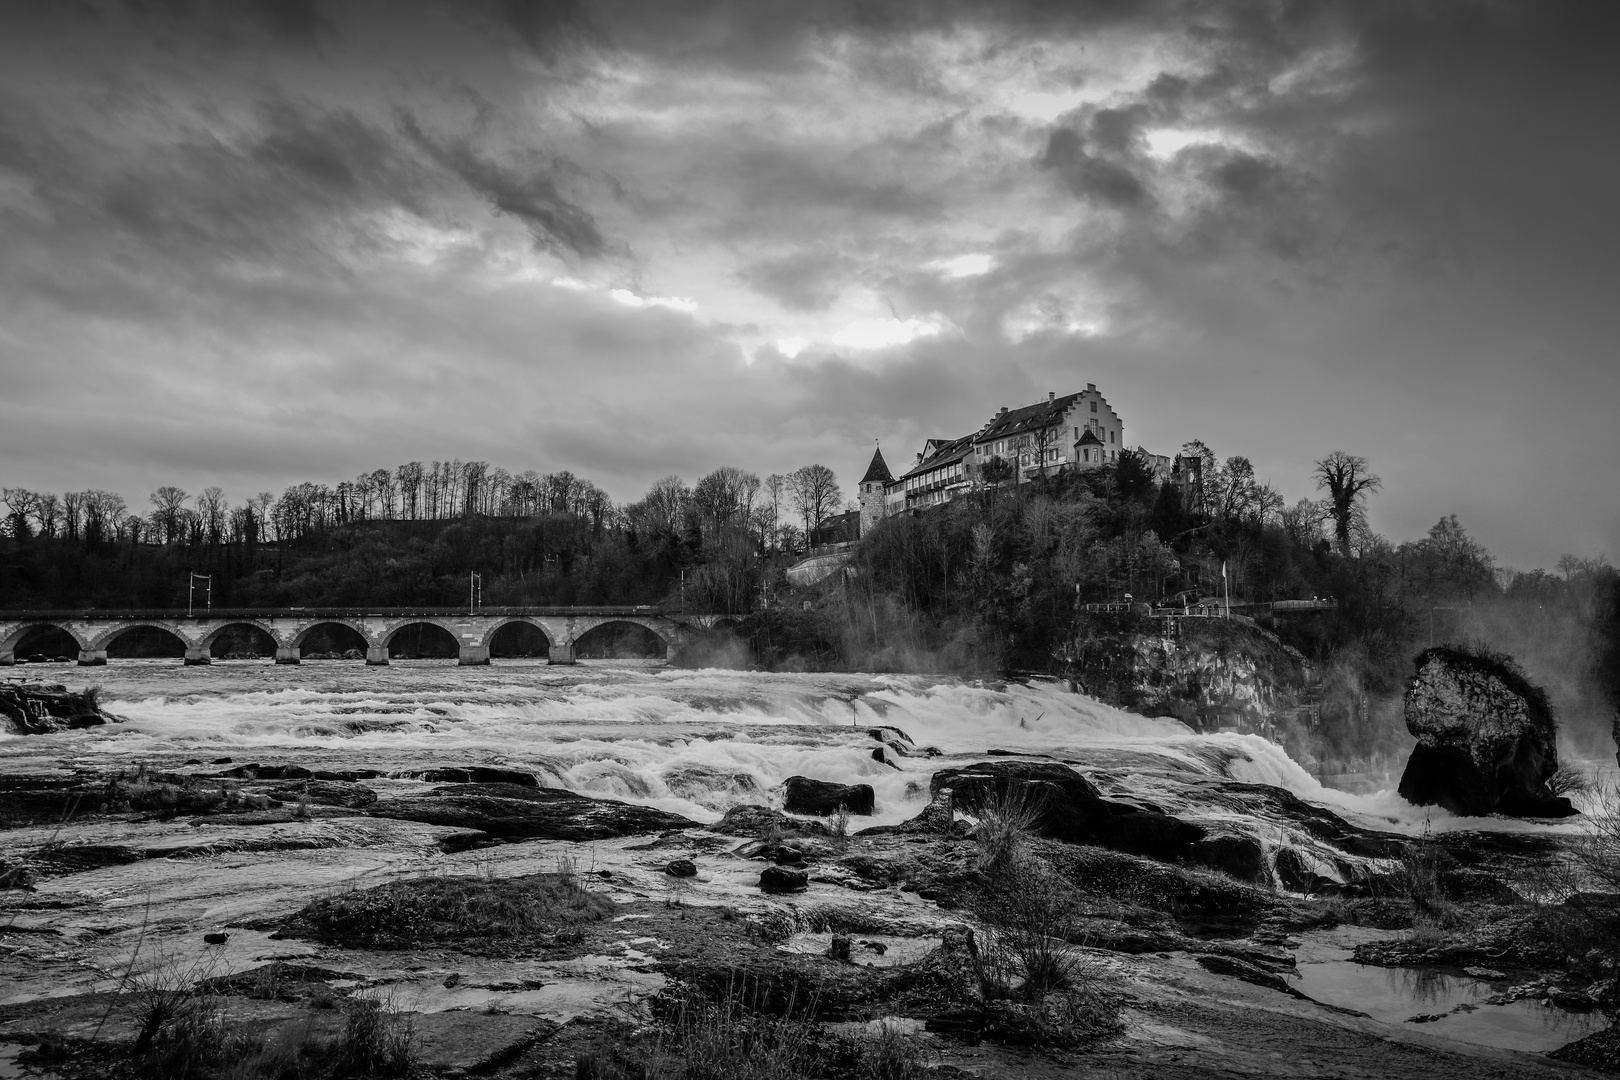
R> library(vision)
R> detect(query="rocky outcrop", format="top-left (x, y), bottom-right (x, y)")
top-left (1398, 647), bottom-right (1574, 818)
top-left (0, 683), bottom-right (110, 735)
top-left (929, 760), bottom-right (1204, 863)
top-left (367, 782), bottom-right (694, 840)
top-left (782, 776), bottom-right (874, 816)
top-left (1063, 617), bottom-right (1311, 734)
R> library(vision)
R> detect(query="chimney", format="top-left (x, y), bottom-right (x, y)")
top-left (915, 453), bottom-right (923, 465)
top-left (1047, 391), bottom-right (1055, 402)
top-left (1086, 382), bottom-right (1096, 392)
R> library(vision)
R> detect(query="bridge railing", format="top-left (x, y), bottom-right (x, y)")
top-left (0, 605), bottom-right (684, 621)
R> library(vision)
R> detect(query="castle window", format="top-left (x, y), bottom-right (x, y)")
top-left (1090, 401), bottom-right (1097, 413)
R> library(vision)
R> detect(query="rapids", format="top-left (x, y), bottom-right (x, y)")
top-left (3, 658), bottom-right (1574, 847)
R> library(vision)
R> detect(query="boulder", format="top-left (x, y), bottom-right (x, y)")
top-left (367, 783), bottom-right (694, 841)
top-left (929, 760), bottom-right (1204, 861)
top-left (665, 859), bottom-right (697, 878)
top-left (1398, 647), bottom-right (1575, 818)
top-left (867, 726), bottom-right (914, 754)
top-left (782, 776), bottom-right (874, 816)
top-left (713, 805), bottom-right (830, 837)
top-left (759, 866), bottom-right (809, 893)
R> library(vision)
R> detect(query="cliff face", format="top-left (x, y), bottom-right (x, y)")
top-left (1066, 616), bottom-right (1312, 735)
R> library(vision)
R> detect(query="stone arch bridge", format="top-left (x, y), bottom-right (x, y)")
top-left (0, 607), bottom-right (736, 667)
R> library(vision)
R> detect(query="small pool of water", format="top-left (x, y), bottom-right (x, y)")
top-left (1293, 930), bottom-right (1607, 1054)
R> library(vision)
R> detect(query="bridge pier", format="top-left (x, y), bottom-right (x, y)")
top-left (184, 648), bottom-right (211, 666)
top-left (366, 646), bottom-right (389, 666)
top-left (78, 650), bottom-right (107, 666)
top-left (548, 643), bottom-right (576, 665)
top-left (458, 645), bottom-right (490, 666)
top-left (275, 647), bottom-right (301, 665)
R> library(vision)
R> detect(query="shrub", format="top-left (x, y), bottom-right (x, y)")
top-left (969, 784), bottom-right (1046, 873)
top-left (831, 806), bottom-right (851, 841)
top-left (336, 991), bottom-right (417, 1076)
top-left (1396, 823), bottom-right (1450, 920)
top-left (1549, 764), bottom-right (1594, 800)
top-left (965, 844), bottom-right (1120, 1047)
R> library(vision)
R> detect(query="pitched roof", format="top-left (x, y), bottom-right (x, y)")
top-left (898, 433), bottom-right (976, 481)
top-left (976, 393), bottom-right (1083, 444)
top-left (859, 446), bottom-right (894, 484)
top-left (1076, 428), bottom-right (1103, 446)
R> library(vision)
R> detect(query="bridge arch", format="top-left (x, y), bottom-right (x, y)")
top-left (291, 620), bottom-right (373, 651)
top-left (2, 622), bottom-right (89, 656)
top-left (572, 617), bottom-right (672, 659)
top-left (91, 622), bottom-right (195, 656)
top-left (480, 617), bottom-right (552, 654)
top-left (198, 620), bottom-right (281, 658)
top-left (381, 619), bottom-right (465, 659)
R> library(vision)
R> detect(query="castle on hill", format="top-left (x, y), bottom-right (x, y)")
top-left (853, 384), bottom-right (1175, 538)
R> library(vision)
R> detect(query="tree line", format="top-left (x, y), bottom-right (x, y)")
top-left (0, 462), bottom-right (846, 613)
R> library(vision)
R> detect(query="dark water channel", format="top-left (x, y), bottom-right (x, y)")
top-left (1293, 929), bottom-right (1606, 1054)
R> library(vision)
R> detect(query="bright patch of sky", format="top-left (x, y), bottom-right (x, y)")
top-left (927, 253), bottom-right (996, 278)
top-left (610, 288), bottom-right (699, 313)
top-left (831, 314), bottom-right (955, 350)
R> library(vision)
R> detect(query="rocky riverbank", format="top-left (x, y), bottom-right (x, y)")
top-left (0, 744), bottom-right (1607, 1080)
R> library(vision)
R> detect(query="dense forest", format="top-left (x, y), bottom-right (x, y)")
top-left (4, 446), bottom-right (1617, 765)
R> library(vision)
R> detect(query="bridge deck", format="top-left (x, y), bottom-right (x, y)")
top-left (0, 605), bottom-right (683, 620)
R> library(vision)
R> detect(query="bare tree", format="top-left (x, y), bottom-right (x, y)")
top-left (1314, 451), bottom-right (1381, 556)
top-left (762, 473), bottom-right (788, 551)
top-left (693, 466), bottom-right (759, 536)
top-left (33, 493), bottom-right (61, 538)
top-left (789, 464), bottom-right (842, 542)
top-left (63, 490), bottom-right (85, 542)
top-left (196, 487), bottom-right (227, 546)
top-left (2, 488), bottom-right (38, 539)
top-left (149, 486), bottom-right (190, 544)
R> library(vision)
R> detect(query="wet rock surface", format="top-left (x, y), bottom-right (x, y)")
top-left (366, 781), bottom-right (695, 840)
top-left (1398, 646), bottom-right (1574, 817)
top-left (0, 743), bottom-right (1600, 1080)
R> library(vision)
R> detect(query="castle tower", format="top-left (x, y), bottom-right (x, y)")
top-left (858, 446), bottom-right (894, 537)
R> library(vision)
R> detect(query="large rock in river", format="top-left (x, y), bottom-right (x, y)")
top-left (929, 760), bottom-right (1204, 863)
top-left (782, 776), bottom-right (874, 816)
top-left (1398, 647), bottom-right (1574, 818)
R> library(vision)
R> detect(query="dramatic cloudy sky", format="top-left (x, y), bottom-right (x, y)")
top-left (1, 0), bottom-right (1615, 568)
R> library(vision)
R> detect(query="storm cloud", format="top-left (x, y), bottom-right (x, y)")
top-left (0, 0), bottom-right (1615, 568)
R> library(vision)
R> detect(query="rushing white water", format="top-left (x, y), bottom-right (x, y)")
top-left (0, 659), bottom-right (1584, 840)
